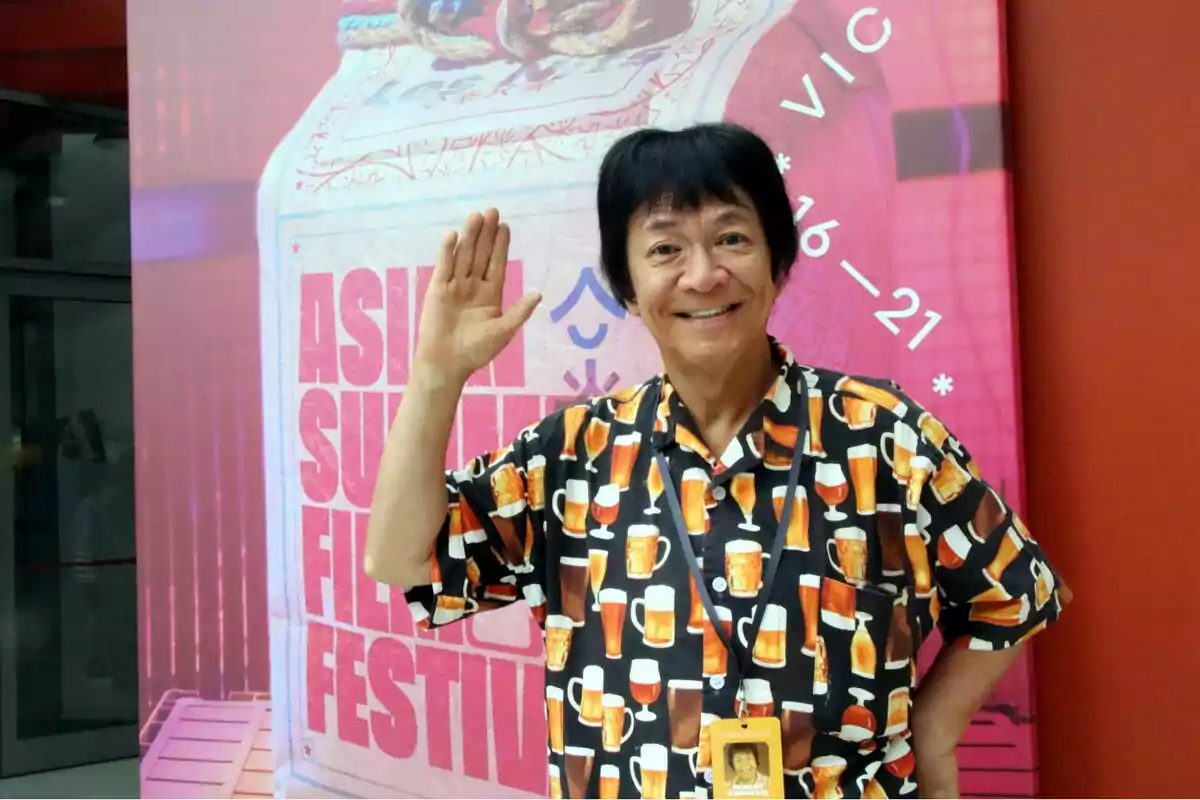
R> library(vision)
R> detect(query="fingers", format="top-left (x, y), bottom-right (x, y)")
top-left (483, 222), bottom-right (511, 283)
top-left (452, 212), bottom-right (484, 280)
top-left (432, 229), bottom-right (459, 283)
top-left (490, 291), bottom-right (542, 342)
top-left (473, 208), bottom-right (500, 278)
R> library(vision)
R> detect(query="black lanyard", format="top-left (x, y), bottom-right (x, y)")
top-left (653, 374), bottom-right (809, 701)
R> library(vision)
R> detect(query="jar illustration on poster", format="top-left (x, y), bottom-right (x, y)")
top-left (257, 1), bottom-right (1037, 797)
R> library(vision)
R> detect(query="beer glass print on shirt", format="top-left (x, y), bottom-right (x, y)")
top-left (611, 432), bottom-right (642, 490)
top-left (734, 679), bottom-right (774, 718)
top-left (598, 588), bottom-right (627, 659)
top-left (591, 483), bottom-right (621, 539)
top-left (584, 418), bottom-right (611, 473)
top-left (629, 659), bottom-right (661, 723)
top-left (564, 746), bottom-right (596, 800)
top-left (703, 605), bottom-right (733, 679)
top-left (781, 701), bottom-right (816, 775)
top-left (680, 468), bottom-right (711, 535)
top-left (815, 462), bottom-right (850, 521)
top-left (560, 557), bottom-right (590, 626)
top-left (731, 473), bottom-right (759, 531)
top-left (667, 679), bottom-right (703, 754)
top-left (846, 444), bottom-right (878, 515)
top-left (775, 485), bottom-right (810, 551)
top-left (589, 548), bottom-right (609, 610)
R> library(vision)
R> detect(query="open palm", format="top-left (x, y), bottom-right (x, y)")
top-left (414, 209), bottom-right (541, 383)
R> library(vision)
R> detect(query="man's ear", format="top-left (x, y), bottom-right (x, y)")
top-left (626, 299), bottom-right (641, 317)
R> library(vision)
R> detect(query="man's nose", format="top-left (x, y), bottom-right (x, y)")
top-left (678, 247), bottom-right (729, 293)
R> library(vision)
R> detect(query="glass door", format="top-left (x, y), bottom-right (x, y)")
top-left (0, 270), bottom-right (136, 776)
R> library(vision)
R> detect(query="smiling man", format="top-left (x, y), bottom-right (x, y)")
top-left (366, 123), bottom-right (1067, 799)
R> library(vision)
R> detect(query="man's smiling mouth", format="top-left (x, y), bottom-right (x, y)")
top-left (677, 303), bottom-right (740, 320)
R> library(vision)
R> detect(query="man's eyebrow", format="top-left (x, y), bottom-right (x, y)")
top-left (643, 215), bottom-right (681, 232)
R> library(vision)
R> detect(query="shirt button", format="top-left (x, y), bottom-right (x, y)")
top-left (709, 675), bottom-right (725, 691)
top-left (711, 485), bottom-right (727, 501)
top-left (712, 576), bottom-right (728, 593)
top-left (704, 769), bottom-right (714, 785)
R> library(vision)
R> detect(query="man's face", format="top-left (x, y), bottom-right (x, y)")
top-left (733, 748), bottom-right (758, 781)
top-left (624, 195), bottom-right (777, 370)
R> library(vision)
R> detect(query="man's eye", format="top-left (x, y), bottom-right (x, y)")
top-left (649, 243), bottom-right (679, 257)
top-left (719, 232), bottom-right (749, 246)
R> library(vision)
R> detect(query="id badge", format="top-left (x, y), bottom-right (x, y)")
top-left (709, 717), bottom-right (786, 800)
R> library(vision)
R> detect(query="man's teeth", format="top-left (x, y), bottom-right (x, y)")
top-left (684, 305), bottom-right (733, 319)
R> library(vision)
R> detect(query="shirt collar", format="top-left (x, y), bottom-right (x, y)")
top-left (651, 338), bottom-right (809, 474)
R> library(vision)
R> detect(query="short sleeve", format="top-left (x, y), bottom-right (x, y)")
top-left (893, 394), bottom-right (1067, 650)
top-left (403, 409), bottom-right (561, 631)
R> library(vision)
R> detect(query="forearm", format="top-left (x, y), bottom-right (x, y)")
top-left (912, 643), bottom-right (1022, 797)
top-left (364, 364), bottom-right (464, 587)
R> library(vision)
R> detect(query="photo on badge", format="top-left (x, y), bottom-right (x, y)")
top-left (709, 716), bottom-right (785, 800)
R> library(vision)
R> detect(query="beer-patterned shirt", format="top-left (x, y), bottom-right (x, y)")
top-left (405, 340), bottom-right (1065, 800)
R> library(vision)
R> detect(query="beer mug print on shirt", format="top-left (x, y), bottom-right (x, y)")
top-left (568, 664), bottom-right (606, 727)
top-left (546, 614), bottom-right (575, 672)
top-left (631, 585), bottom-right (676, 648)
top-left (880, 422), bottom-right (917, 485)
top-left (630, 743), bottom-right (670, 800)
top-left (829, 393), bottom-right (878, 431)
top-left (554, 479), bottom-right (591, 539)
top-left (626, 524), bottom-right (671, 579)
top-left (737, 604), bottom-right (788, 668)
top-left (827, 527), bottom-right (869, 585)
top-left (602, 693), bottom-right (636, 753)
top-left (725, 539), bottom-right (764, 598)
top-left (252, 0), bottom-right (1056, 796)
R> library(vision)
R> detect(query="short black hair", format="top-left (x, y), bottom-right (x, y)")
top-left (727, 741), bottom-right (760, 769)
top-left (596, 122), bottom-right (798, 307)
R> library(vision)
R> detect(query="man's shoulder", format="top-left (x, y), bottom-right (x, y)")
top-left (802, 365), bottom-right (928, 429)
top-left (524, 376), bottom-right (660, 437)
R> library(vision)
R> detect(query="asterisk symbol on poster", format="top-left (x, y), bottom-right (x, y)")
top-left (932, 374), bottom-right (954, 397)
top-left (564, 358), bottom-right (621, 398)
top-left (776, 153), bottom-right (792, 173)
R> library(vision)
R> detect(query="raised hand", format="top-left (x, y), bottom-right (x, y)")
top-left (414, 208), bottom-right (541, 384)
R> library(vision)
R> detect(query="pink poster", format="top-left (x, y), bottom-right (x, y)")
top-left (132, 1), bottom-right (1038, 797)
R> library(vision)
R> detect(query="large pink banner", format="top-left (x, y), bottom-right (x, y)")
top-left (132, 1), bottom-right (1037, 797)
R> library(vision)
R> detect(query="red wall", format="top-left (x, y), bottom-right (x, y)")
top-left (0, 0), bottom-right (127, 108)
top-left (1009, 5), bottom-right (1200, 797)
